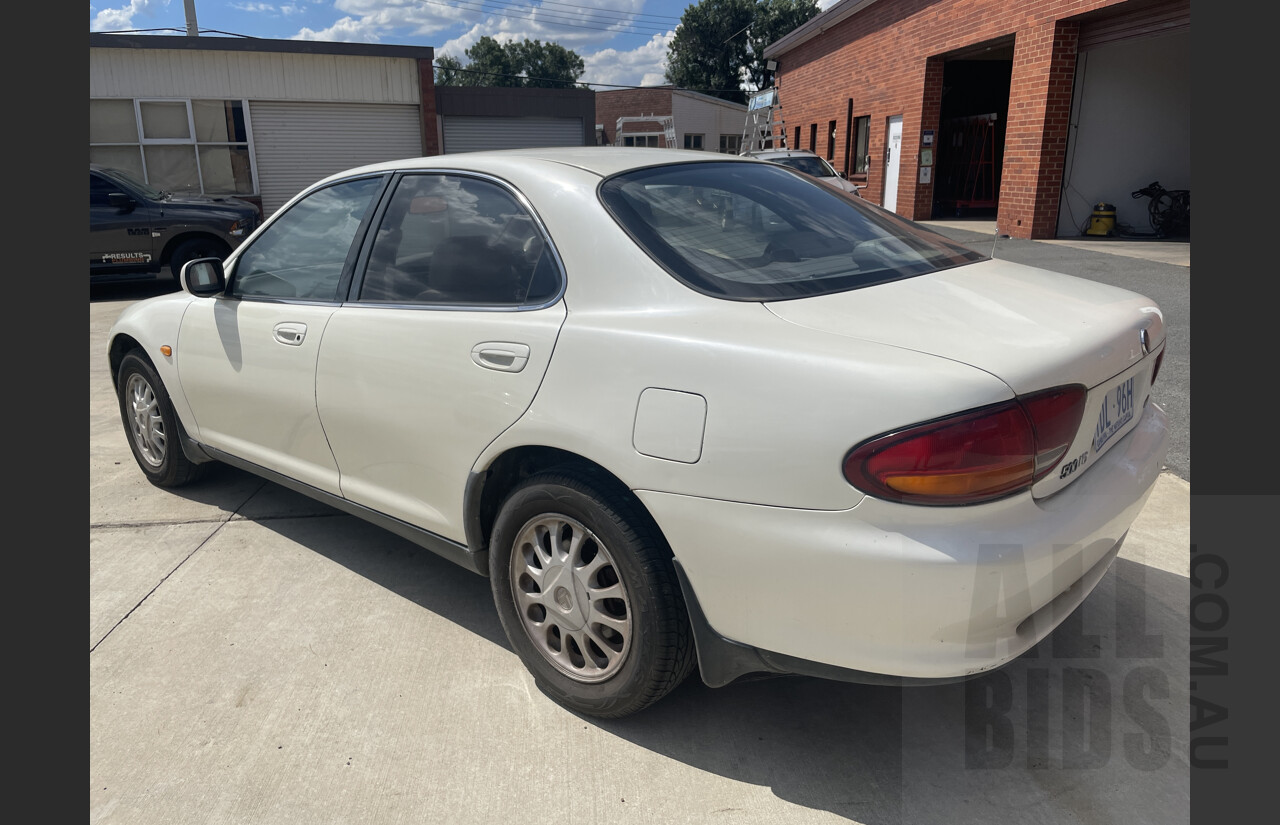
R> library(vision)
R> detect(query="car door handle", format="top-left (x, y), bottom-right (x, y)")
top-left (273, 322), bottom-right (307, 346)
top-left (471, 342), bottom-right (530, 372)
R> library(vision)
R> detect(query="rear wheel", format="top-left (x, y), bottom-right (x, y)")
top-left (117, 350), bottom-right (206, 487)
top-left (169, 237), bottom-right (229, 280)
top-left (488, 470), bottom-right (695, 717)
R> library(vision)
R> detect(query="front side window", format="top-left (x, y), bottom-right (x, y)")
top-left (357, 174), bottom-right (560, 307)
top-left (599, 161), bottom-right (984, 301)
top-left (230, 176), bottom-right (383, 301)
top-left (90, 172), bottom-right (129, 207)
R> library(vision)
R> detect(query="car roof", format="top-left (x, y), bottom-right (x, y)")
top-left (747, 149), bottom-right (820, 160)
top-left (321, 146), bottom-right (761, 184)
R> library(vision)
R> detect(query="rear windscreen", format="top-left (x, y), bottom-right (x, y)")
top-left (599, 162), bottom-right (985, 301)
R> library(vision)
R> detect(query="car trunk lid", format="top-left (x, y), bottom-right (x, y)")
top-left (765, 258), bottom-right (1165, 496)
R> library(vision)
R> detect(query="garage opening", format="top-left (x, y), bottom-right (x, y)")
top-left (932, 39), bottom-right (1013, 219)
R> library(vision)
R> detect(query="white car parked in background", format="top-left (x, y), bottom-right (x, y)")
top-left (746, 148), bottom-right (865, 196)
top-left (109, 148), bottom-right (1168, 718)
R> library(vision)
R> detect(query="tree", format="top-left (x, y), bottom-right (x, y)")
top-left (746, 0), bottom-right (821, 92)
top-left (665, 0), bottom-right (820, 104)
top-left (433, 54), bottom-right (467, 87)
top-left (516, 40), bottom-right (586, 89)
top-left (434, 37), bottom-right (586, 88)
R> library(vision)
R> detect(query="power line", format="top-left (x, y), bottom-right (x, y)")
top-left (419, 0), bottom-right (673, 37)
top-left (498, 0), bottom-right (681, 23)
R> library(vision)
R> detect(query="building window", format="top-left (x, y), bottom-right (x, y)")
top-left (719, 134), bottom-right (741, 154)
top-left (827, 120), bottom-right (837, 160)
top-left (808, 124), bottom-right (817, 153)
top-left (794, 126), bottom-right (801, 149)
top-left (90, 98), bottom-right (256, 196)
top-left (622, 134), bottom-right (662, 147)
top-left (853, 116), bottom-right (870, 174)
top-left (683, 133), bottom-right (704, 150)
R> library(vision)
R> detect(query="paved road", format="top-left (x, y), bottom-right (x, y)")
top-left (90, 245), bottom-right (1191, 825)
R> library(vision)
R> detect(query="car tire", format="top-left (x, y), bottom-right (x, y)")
top-left (169, 237), bottom-right (229, 280)
top-left (488, 469), bottom-right (696, 718)
top-left (117, 350), bottom-right (206, 488)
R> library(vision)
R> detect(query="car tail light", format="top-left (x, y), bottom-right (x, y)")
top-left (843, 385), bottom-right (1087, 505)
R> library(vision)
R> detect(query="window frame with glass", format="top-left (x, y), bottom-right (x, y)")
top-left (90, 97), bottom-right (258, 198)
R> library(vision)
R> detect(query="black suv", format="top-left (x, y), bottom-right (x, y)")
top-left (90, 164), bottom-right (261, 282)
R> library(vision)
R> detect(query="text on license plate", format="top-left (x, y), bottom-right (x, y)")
top-left (1092, 376), bottom-right (1135, 453)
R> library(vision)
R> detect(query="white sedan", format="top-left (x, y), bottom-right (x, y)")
top-left (108, 148), bottom-right (1169, 718)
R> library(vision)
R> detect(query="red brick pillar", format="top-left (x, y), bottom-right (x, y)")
top-left (910, 56), bottom-right (947, 221)
top-left (997, 20), bottom-right (1079, 239)
top-left (418, 57), bottom-right (441, 157)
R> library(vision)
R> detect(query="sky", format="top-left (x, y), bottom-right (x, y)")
top-left (89, 0), bottom-right (838, 89)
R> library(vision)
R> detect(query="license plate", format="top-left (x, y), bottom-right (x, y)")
top-left (1092, 376), bottom-right (1136, 454)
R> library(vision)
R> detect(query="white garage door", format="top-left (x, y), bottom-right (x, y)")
top-left (442, 116), bottom-right (583, 154)
top-left (251, 101), bottom-right (423, 215)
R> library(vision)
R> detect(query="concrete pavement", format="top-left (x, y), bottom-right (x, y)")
top-left (90, 232), bottom-right (1192, 824)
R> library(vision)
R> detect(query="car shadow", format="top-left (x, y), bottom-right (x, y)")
top-left (170, 467), bottom-right (1189, 824)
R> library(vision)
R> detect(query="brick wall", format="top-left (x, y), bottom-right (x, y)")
top-left (771, 0), bottom-right (1125, 238)
top-left (596, 88), bottom-right (675, 145)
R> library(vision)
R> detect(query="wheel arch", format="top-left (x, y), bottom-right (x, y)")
top-left (465, 446), bottom-right (670, 561)
top-left (108, 332), bottom-right (147, 391)
top-left (160, 231), bottom-right (231, 265)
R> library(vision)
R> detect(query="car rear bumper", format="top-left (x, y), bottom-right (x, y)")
top-left (637, 400), bottom-right (1169, 685)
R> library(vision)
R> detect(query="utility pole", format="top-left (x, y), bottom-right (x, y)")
top-left (184, 0), bottom-right (199, 36)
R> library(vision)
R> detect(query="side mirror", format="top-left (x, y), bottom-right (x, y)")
top-left (181, 258), bottom-right (226, 297)
top-left (838, 172), bottom-right (848, 179)
top-left (108, 192), bottom-right (136, 212)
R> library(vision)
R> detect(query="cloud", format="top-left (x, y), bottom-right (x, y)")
top-left (581, 31), bottom-right (674, 88)
top-left (90, 0), bottom-right (170, 32)
top-left (229, 2), bottom-right (277, 12)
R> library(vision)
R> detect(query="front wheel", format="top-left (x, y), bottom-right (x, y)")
top-left (488, 470), bottom-right (695, 718)
top-left (117, 350), bottom-right (206, 487)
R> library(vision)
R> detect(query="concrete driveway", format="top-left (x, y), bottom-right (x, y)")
top-left (91, 251), bottom-right (1191, 824)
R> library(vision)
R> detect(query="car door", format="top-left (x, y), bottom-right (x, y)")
top-left (315, 171), bottom-right (567, 543)
top-left (175, 174), bottom-right (387, 495)
top-left (90, 171), bottom-right (156, 273)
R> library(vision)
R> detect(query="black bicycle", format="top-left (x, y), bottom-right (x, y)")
top-left (1131, 181), bottom-right (1190, 238)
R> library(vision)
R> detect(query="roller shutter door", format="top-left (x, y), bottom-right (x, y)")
top-left (1079, 0), bottom-right (1190, 50)
top-left (250, 101), bottom-right (423, 215)
top-left (442, 116), bottom-right (583, 153)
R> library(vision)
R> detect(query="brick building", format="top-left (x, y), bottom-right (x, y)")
top-left (764, 0), bottom-right (1190, 239)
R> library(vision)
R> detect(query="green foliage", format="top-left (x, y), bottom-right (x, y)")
top-left (665, 0), bottom-right (821, 103)
top-left (434, 37), bottom-right (586, 88)
top-left (433, 54), bottom-right (467, 87)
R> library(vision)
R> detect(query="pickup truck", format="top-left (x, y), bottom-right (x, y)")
top-left (90, 164), bottom-right (261, 282)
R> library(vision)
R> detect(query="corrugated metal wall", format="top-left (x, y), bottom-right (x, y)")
top-left (251, 101), bottom-right (423, 215)
top-left (441, 116), bottom-right (584, 153)
top-left (90, 49), bottom-right (421, 103)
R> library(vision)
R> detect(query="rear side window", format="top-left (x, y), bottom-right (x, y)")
top-left (599, 161), bottom-right (984, 301)
top-left (357, 173), bottom-right (560, 307)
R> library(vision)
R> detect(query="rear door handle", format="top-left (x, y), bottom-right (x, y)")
top-left (471, 342), bottom-right (530, 372)
top-left (274, 322), bottom-right (307, 346)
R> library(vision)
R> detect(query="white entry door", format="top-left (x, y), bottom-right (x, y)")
top-left (883, 115), bottom-right (903, 212)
